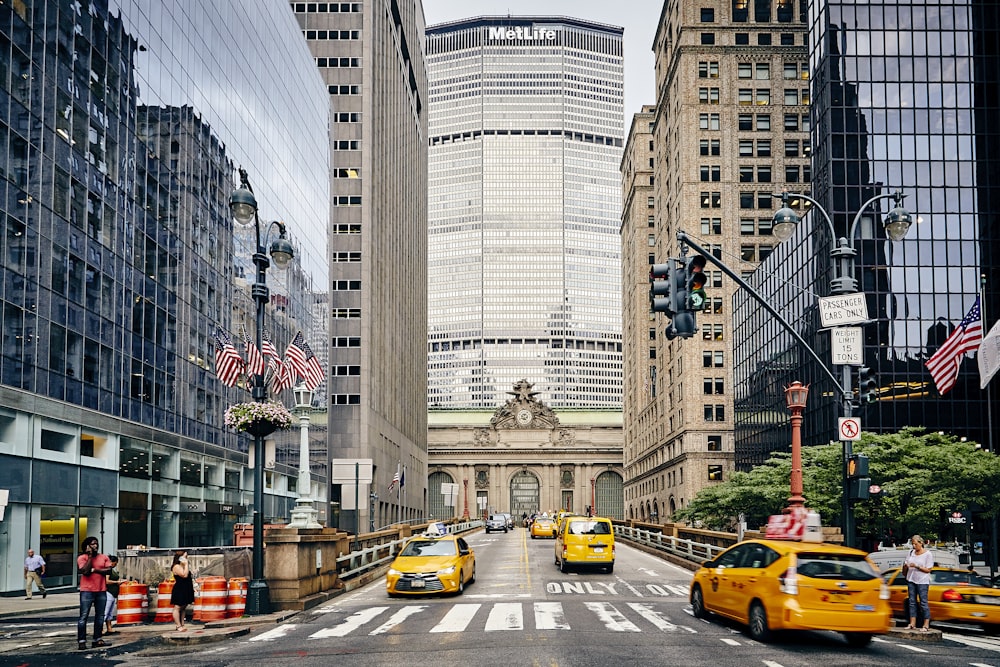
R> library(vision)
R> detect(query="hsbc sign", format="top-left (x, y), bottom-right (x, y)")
top-left (488, 26), bottom-right (557, 41)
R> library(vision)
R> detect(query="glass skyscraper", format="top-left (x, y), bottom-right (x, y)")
top-left (733, 1), bottom-right (999, 519)
top-left (0, 0), bottom-right (328, 591)
top-left (425, 17), bottom-right (624, 410)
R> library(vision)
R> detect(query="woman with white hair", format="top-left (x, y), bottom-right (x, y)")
top-left (904, 534), bottom-right (934, 631)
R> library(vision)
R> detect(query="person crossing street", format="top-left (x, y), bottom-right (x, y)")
top-left (24, 548), bottom-right (47, 600)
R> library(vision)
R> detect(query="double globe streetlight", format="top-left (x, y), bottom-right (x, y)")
top-left (230, 167), bottom-right (295, 615)
top-left (769, 190), bottom-right (913, 547)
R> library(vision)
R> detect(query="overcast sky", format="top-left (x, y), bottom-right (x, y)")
top-left (422, 0), bottom-right (662, 124)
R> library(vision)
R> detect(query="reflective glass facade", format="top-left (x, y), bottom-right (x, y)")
top-left (1, 0), bottom-right (328, 590)
top-left (426, 17), bottom-right (624, 409)
top-left (734, 1), bottom-right (999, 468)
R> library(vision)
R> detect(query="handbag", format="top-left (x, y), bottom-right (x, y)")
top-left (901, 563), bottom-right (909, 575)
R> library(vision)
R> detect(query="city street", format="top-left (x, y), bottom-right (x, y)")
top-left (89, 528), bottom-right (1000, 667)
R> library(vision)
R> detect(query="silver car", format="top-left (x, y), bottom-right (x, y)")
top-left (485, 514), bottom-right (508, 533)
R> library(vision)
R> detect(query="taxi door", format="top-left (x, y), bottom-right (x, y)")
top-left (722, 543), bottom-right (778, 622)
top-left (707, 544), bottom-right (753, 618)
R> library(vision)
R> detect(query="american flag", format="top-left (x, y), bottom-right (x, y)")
top-left (271, 357), bottom-right (295, 394)
top-left (387, 464), bottom-right (400, 492)
top-left (299, 337), bottom-right (326, 390)
top-left (261, 329), bottom-right (279, 362)
top-left (284, 331), bottom-right (308, 381)
top-left (213, 328), bottom-right (243, 387)
top-left (241, 324), bottom-right (265, 377)
top-left (926, 296), bottom-right (983, 395)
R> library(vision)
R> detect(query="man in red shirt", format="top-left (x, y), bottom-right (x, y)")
top-left (77, 536), bottom-right (113, 650)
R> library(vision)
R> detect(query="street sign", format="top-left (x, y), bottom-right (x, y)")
top-left (818, 293), bottom-right (869, 327)
top-left (331, 458), bottom-right (374, 484)
top-left (838, 416), bottom-right (861, 441)
top-left (869, 485), bottom-right (882, 495)
top-left (830, 327), bottom-right (863, 365)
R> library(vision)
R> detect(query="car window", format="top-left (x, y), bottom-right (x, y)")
top-left (932, 570), bottom-right (986, 586)
top-left (568, 521), bottom-right (607, 535)
top-left (400, 539), bottom-right (457, 557)
top-left (737, 544), bottom-right (779, 569)
top-left (797, 553), bottom-right (878, 581)
top-left (714, 544), bottom-right (752, 569)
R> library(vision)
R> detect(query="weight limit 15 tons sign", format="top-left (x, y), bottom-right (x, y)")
top-left (830, 327), bottom-right (863, 366)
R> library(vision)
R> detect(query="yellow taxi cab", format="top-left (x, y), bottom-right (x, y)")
top-left (530, 515), bottom-right (557, 539)
top-left (882, 566), bottom-right (1000, 633)
top-left (689, 538), bottom-right (891, 646)
top-left (386, 526), bottom-right (475, 597)
top-left (554, 516), bottom-right (614, 573)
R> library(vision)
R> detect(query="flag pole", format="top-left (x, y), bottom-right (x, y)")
top-left (982, 276), bottom-right (998, 582)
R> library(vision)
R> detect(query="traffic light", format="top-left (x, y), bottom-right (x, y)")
top-left (846, 454), bottom-right (869, 478)
top-left (667, 257), bottom-right (696, 339)
top-left (684, 255), bottom-right (708, 311)
top-left (847, 454), bottom-right (870, 501)
top-left (858, 366), bottom-right (878, 403)
top-left (649, 263), bottom-right (673, 314)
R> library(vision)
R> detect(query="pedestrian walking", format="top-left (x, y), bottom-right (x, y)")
top-left (169, 550), bottom-right (195, 632)
top-left (24, 548), bottom-right (47, 600)
top-left (104, 555), bottom-right (121, 635)
top-left (903, 534), bottom-right (934, 632)
top-left (77, 536), bottom-right (113, 650)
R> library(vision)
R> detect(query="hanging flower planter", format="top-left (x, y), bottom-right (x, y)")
top-left (225, 401), bottom-right (294, 436)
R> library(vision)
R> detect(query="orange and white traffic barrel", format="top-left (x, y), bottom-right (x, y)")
top-left (153, 579), bottom-right (175, 623)
top-left (198, 576), bottom-right (228, 622)
top-left (225, 578), bottom-right (248, 618)
top-left (116, 581), bottom-right (148, 626)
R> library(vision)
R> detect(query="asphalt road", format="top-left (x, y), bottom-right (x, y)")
top-left (10, 528), bottom-right (1000, 667)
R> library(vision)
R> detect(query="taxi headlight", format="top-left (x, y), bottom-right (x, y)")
top-left (437, 565), bottom-right (456, 575)
top-left (388, 568), bottom-right (401, 577)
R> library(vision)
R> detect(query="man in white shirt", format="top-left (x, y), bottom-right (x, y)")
top-left (24, 548), bottom-right (47, 600)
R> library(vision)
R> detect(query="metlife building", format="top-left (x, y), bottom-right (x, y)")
top-left (425, 17), bottom-right (624, 410)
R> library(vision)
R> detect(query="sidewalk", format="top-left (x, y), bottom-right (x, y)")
top-left (0, 591), bottom-right (297, 655)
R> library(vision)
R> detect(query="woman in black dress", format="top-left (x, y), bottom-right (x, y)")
top-left (169, 550), bottom-right (194, 631)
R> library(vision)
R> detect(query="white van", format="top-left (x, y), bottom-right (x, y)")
top-left (867, 546), bottom-right (961, 572)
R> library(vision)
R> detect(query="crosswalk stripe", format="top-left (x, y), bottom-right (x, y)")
top-left (585, 602), bottom-right (641, 632)
top-left (430, 604), bottom-right (481, 633)
top-left (627, 602), bottom-right (677, 631)
top-left (369, 605), bottom-right (427, 635)
top-left (485, 602), bottom-right (523, 631)
top-left (251, 625), bottom-right (297, 642)
top-left (309, 606), bottom-right (388, 639)
top-left (534, 602), bottom-right (570, 630)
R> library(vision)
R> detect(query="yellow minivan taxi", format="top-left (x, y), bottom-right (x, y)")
top-left (689, 538), bottom-right (890, 646)
top-left (554, 516), bottom-right (614, 573)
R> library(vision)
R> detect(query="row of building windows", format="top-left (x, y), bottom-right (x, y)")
top-left (332, 280), bottom-right (362, 290)
top-left (738, 164), bottom-right (812, 183)
top-left (738, 139), bottom-right (811, 157)
top-left (332, 252), bottom-right (361, 262)
top-left (332, 308), bottom-right (361, 318)
top-left (699, 32), bottom-right (803, 47)
top-left (316, 57), bottom-right (361, 68)
top-left (328, 85), bottom-right (361, 95)
top-left (303, 30), bottom-right (360, 40)
top-left (291, 2), bottom-right (361, 12)
top-left (700, 1), bottom-right (805, 24)
top-left (704, 404), bottom-right (726, 422)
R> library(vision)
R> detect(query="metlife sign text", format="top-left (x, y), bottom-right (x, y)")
top-left (488, 26), bottom-right (558, 40)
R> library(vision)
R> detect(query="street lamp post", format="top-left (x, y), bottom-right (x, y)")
top-left (771, 190), bottom-right (912, 547)
top-left (590, 478), bottom-right (596, 517)
top-left (369, 493), bottom-right (378, 531)
top-left (229, 167), bottom-right (295, 615)
top-left (462, 479), bottom-right (470, 520)
top-left (288, 383), bottom-right (321, 529)
top-left (784, 381), bottom-right (810, 509)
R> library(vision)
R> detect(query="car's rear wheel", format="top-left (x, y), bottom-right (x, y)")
top-left (748, 602), bottom-right (772, 642)
top-left (843, 632), bottom-right (873, 648)
top-left (691, 585), bottom-right (708, 619)
top-left (560, 557), bottom-right (569, 574)
top-left (604, 563), bottom-right (614, 574)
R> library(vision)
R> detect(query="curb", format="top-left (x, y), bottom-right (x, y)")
top-left (887, 626), bottom-right (943, 641)
top-left (162, 625), bottom-right (251, 645)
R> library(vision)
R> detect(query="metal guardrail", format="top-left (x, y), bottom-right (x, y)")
top-left (614, 525), bottom-right (727, 565)
top-left (336, 520), bottom-right (484, 580)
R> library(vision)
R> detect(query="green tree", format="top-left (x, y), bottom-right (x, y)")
top-left (674, 427), bottom-right (1000, 546)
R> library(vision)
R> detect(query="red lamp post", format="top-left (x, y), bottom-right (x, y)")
top-left (784, 381), bottom-right (810, 509)
top-left (462, 479), bottom-right (470, 520)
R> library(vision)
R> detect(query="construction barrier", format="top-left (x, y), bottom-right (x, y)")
top-left (116, 581), bottom-right (148, 626)
top-left (191, 577), bottom-right (206, 621)
top-left (153, 579), bottom-right (175, 623)
top-left (226, 578), bottom-right (248, 618)
top-left (198, 576), bottom-right (228, 622)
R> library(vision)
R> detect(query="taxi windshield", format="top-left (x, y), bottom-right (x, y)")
top-left (796, 553), bottom-right (878, 581)
top-left (400, 539), bottom-right (456, 557)
top-left (568, 521), bottom-right (611, 535)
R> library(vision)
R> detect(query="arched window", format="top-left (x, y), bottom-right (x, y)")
top-left (594, 470), bottom-right (624, 520)
top-left (428, 471), bottom-right (454, 520)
